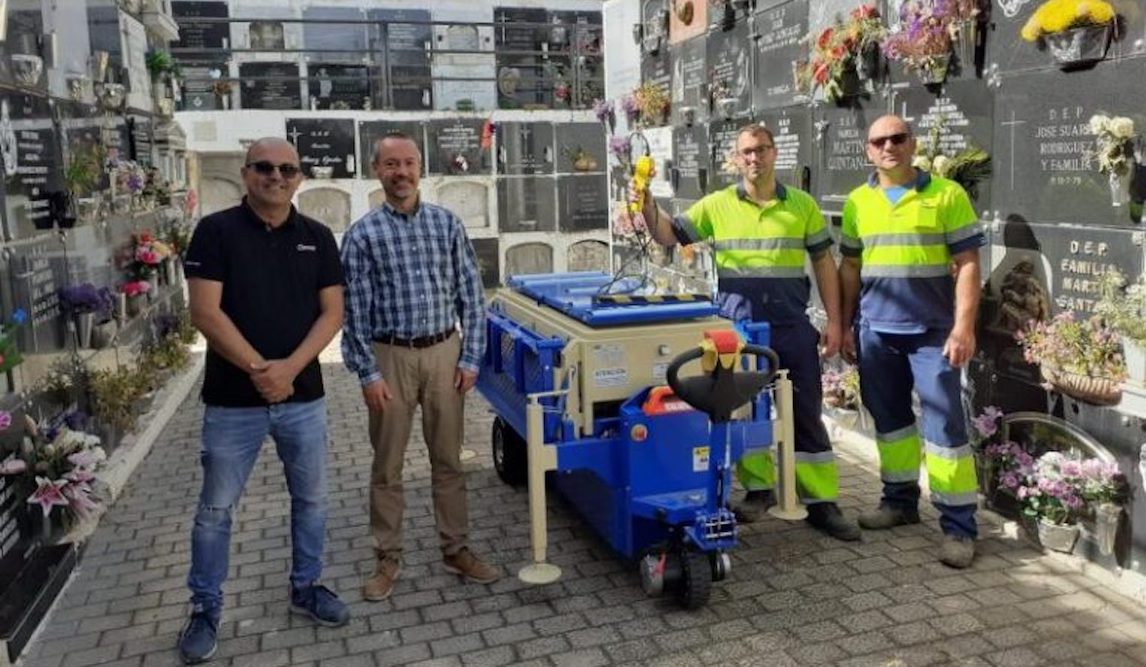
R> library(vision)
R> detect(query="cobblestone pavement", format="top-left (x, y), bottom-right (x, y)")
top-left (23, 359), bottom-right (1146, 667)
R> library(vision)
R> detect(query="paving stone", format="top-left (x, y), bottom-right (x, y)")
top-left (26, 369), bottom-right (1146, 667)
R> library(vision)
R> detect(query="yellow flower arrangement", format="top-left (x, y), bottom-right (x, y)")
top-left (1020, 0), bottom-right (1116, 42)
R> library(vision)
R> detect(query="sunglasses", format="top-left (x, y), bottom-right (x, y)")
top-left (868, 133), bottom-right (911, 149)
top-left (246, 161), bottom-right (302, 178)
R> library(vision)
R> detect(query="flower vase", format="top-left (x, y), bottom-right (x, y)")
top-left (91, 319), bottom-right (117, 349)
top-left (953, 20), bottom-right (978, 70)
top-left (1045, 23), bottom-right (1111, 68)
top-left (75, 311), bottom-right (95, 349)
top-left (1040, 365), bottom-right (1122, 405)
top-left (1122, 336), bottom-right (1146, 385)
top-left (127, 294), bottom-right (144, 317)
top-left (974, 455), bottom-right (996, 498)
top-left (1109, 172), bottom-right (1130, 208)
top-left (1091, 502), bottom-right (1121, 556)
top-left (1037, 519), bottom-right (1080, 553)
top-left (164, 260), bottom-right (178, 286)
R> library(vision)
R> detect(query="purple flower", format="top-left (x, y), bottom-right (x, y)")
top-left (1001, 472), bottom-right (1019, 489)
top-left (593, 98), bottom-right (615, 129)
top-left (608, 135), bottom-right (632, 162)
top-left (0, 410), bottom-right (10, 430)
top-left (0, 459), bottom-right (27, 475)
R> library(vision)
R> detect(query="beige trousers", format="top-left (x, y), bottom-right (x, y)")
top-left (368, 334), bottom-right (468, 559)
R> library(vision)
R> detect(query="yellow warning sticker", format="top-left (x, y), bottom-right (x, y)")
top-left (693, 446), bottom-right (710, 472)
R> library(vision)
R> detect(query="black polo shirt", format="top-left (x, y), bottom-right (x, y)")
top-left (184, 199), bottom-right (344, 407)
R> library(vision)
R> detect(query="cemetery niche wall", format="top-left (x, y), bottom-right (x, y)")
top-left (607, 0), bottom-right (1146, 576)
top-left (0, 1), bottom-right (191, 661)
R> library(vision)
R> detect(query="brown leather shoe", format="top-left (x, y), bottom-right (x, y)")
top-left (363, 558), bottom-right (400, 601)
top-left (442, 548), bottom-right (500, 584)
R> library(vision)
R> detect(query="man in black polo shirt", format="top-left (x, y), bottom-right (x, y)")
top-left (178, 137), bottom-right (348, 664)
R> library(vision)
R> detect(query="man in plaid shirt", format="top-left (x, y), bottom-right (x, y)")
top-left (341, 132), bottom-right (498, 601)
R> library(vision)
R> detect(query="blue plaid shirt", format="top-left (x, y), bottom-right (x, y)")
top-left (340, 199), bottom-right (486, 385)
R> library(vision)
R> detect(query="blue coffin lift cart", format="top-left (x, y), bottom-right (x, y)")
top-left (476, 273), bottom-right (802, 608)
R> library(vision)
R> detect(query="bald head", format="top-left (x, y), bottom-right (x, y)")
top-left (246, 137), bottom-right (299, 165)
top-left (868, 115), bottom-right (913, 140)
top-left (865, 115), bottom-right (917, 183)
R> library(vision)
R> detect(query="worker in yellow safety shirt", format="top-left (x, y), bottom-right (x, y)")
top-left (634, 123), bottom-right (860, 542)
top-left (839, 114), bottom-right (984, 569)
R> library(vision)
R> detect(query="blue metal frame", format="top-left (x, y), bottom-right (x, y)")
top-left (478, 276), bottom-right (776, 560)
top-left (505, 272), bottom-right (720, 326)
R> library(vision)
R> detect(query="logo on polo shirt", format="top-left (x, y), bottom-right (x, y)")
top-left (297, 244), bottom-right (317, 252)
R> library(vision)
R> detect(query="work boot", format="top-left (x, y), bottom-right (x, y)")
top-left (806, 503), bottom-right (862, 541)
top-left (732, 489), bottom-right (776, 524)
top-left (939, 534), bottom-right (976, 569)
top-left (443, 547), bottom-right (501, 584)
top-left (363, 557), bottom-right (401, 601)
top-left (857, 504), bottom-right (921, 530)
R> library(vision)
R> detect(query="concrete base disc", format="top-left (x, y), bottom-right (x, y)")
top-left (768, 506), bottom-right (808, 521)
top-left (518, 563), bottom-right (562, 585)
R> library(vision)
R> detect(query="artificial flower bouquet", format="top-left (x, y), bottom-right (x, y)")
top-left (882, 0), bottom-right (980, 83)
top-left (0, 412), bottom-right (106, 522)
top-left (795, 4), bottom-right (884, 102)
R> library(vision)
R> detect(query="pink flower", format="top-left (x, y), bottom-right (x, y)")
top-left (62, 483), bottom-right (99, 519)
top-left (27, 477), bottom-right (70, 517)
top-left (122, 281), bottom-right (151, 297)
top-left (0, 410), bottom-right (10, 430)
top-left (67, 451), bottom-right (101, 469)
top-left (0, 459), bottom-right (27, 475)
top-left (64, 467), bottom-right (96, 484)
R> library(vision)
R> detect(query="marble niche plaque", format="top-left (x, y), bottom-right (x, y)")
top-left (497, 122), bottom-right (555, 176)
top-left (471, 237), bottom-right (501, 288)
top-left (497, 176), bottom-right (557, 233)
top-left (239, 62), bottom-right (302, 110)
top-left (557, 175), bottom-right (609, 232)
top-left (671, 37), bottom-right (708, 128)
top-left (991, 64), bottom-right (1146, 226)
top-left (287, 118), bottom-right (356, 179)
top-left (172, 1), bottom-right (231, 50)
top-left (554, 123), bottom-right (607, 175)
top-left (986, 0), bottom-right (1144, 77)
top-left (751, 0), bottom-right (808, 111)
top-left (1, 93), bottom-right (63, 238)
top-left (895, 79), bottom-right (993, 203)
top-left (298, 187), bottom-right (352, 234)
top-left (427, 119), bottom-right (490, 176)
top-left (706, 22), bottom-right (752, 122)
top-left (0, 4), bottom-right (46, 90)
top-left (567, 239), bottom-right (609, 272)
top-left (357, 120), bottom-right (425, 179)
top-left (180, 63), bottom-right (227, 111)
top-left (302, 6), bottom-right (367, 64)
top-left (983, 221), bottom-right (1144, 384)
top-left (672, 124), bottom-right (709, 201)
top-left (757, 105), bottom-right (814, 191)
top-left (494, 7), bottom-right (548, 110)
top-left (367, 9), bottom-right (433, 111)
top-left (505, 242), bottom-right (554, 277)
top-left (815, 104), bottom-right (879, 210)
top-left (436, 180), bottom-right (490, 228)
top-left (707, 118), bottom-right (740, 193)
top-left (307, 65), bottom-right (370, 111)
top-left (432, 20), bottom-right (496, 112)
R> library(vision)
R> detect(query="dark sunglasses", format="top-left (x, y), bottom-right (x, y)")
top-left (868, 132), bottom-right (911, 149)
top-left (246, 161), bottom-right (302, 177)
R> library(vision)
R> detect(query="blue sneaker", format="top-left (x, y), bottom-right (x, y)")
top-left (290, 583), bottom-right (350, 627)
top-left (177, 604), bottom-right (219, 664)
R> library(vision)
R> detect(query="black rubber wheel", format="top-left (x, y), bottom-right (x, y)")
top-left (675, 548), bottom-right (712, 610)
top-left (492, 417), bottom-right (527, 487)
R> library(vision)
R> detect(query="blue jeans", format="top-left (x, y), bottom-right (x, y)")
top-left (187, 399), bottom-right (329, 609)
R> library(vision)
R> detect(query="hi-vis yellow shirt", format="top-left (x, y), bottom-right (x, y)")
top-left (840, 171), bottom-right (983, 333)
top-left (671, 182), bottom-right (831, 324)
